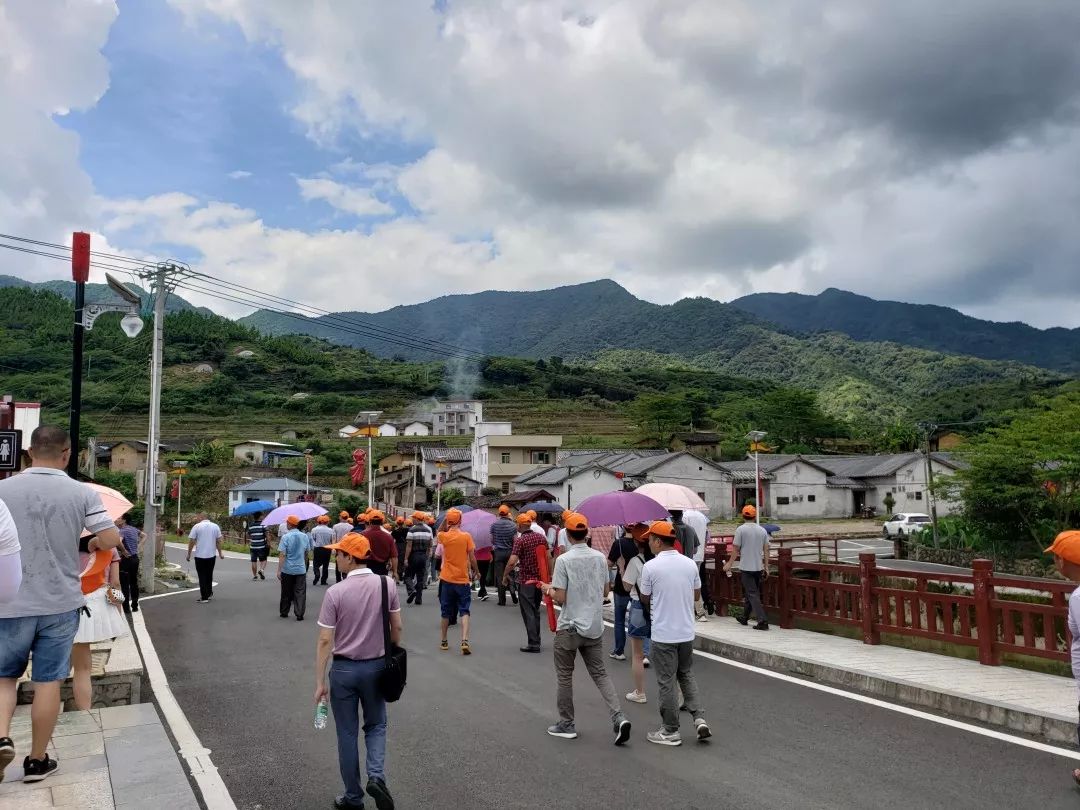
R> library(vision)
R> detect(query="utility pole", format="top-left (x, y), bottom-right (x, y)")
top-left (919, 422), bottom-right (940, 548)
top-left (746, 430), bottom-right (767, 524)
top-left (137, 262), bottom-right (191, 594)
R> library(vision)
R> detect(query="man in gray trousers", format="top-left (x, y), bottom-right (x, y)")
top-left (723, 505), bottom-right (770, 630)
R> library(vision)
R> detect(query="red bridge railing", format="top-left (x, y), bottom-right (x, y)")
top-left (708, 546), bottom-right (1075, 666)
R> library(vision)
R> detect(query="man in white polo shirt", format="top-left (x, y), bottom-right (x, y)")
top-left (639, 521), bottom-right (710, 747)
top-left (187, 513), bottom-right (223, 603)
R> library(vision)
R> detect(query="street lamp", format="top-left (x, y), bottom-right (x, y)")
top-left (355, 410), bottom-right (382, 506)
top-left (171, 461), bottom-right (187, 530)
top-left (745, 430), bottom-right (767, 525)
top-left (69, 271), bottom-right (144, 476)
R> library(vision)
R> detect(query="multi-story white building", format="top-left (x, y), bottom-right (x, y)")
top-left (471, 422), bottom-right (562, 494)
top-left (432, 400), bottom-right (484, 436)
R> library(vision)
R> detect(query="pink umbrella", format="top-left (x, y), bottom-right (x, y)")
top-left (81, 483), bottom-right (134, 537)
top-left (633, 483), bottom-right (709, 512)
top-left (576, 491), bottom-right (669, 528)
top-left (261, 501), bottom-right (327, 526)
top-left (460, 510), bottom-right (497, 549)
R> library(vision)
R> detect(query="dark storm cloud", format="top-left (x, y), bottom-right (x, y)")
top-left (811, 2), bottom-right (1080, 157)
top-left (666, 217), bottom-right (812, 272)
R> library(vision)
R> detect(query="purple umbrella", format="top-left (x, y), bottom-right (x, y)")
top-left (460, 510), bottom-right (497, 549)
top-left (260, 501), bottom-right (327, 527)
top-left (576, 491), bottom-right (669, 528)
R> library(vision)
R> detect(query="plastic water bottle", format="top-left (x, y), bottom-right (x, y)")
top-left (314, 698), bottom-right (328, 731)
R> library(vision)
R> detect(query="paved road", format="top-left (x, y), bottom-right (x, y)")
top-left (144, 548), bottom-right (1078, 810)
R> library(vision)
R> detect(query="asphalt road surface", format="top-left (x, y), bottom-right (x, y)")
top-left (144, 548), bottom-right (1079, 810)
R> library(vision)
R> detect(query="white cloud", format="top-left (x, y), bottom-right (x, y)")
top-left (157, 0), bottom-right (1080, 327)
top-left (0, 1), bottom-right (117, 280)
top-left (295, 177), bottom-right (394, 218)
top-left (227, 170), bottom-right (252, 179)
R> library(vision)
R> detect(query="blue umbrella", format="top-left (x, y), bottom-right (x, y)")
top-left (521, 501), bottom-right (564, 514)
top-left (763, 523), bottom-right (781, 535)
top-left (232, 500), bottom-right (275, 517)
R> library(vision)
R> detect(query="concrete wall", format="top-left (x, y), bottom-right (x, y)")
top-left (645, 456), bottom-right (732, 518)
top-left (564, 469), bottom-right (624, 510)
top-left (768, 461), bottom-right (831, 520)
top-left (110, 444), bottom-right (145, 473)
top-left (867, 460), bottom-right (960, 517)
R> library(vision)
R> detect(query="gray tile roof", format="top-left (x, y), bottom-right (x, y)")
top-left (421, 446), bottom-right (472, 462)
top-left (229, 477), bottom-right (328, 493)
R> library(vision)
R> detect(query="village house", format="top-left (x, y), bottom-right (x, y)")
top-left (227, 477), bottom-right (330, 514)
top-left (421, 446), bottom-right (473, 485)
top-left (432, 399), bottom-right (484, 436)
top-left (668, 432), bottom-right (722, 460)
top-left (471, 422), bottom-right (562, 494)
top-left (231, 440), bottom-right (304, 466)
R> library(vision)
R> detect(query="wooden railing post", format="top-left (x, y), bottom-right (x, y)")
top-left (859, 552), bottom-right (880, 645)
top-left (972, 559), bottom-right (999, 665)
top-left (778, 547), bottom-right (794, 629)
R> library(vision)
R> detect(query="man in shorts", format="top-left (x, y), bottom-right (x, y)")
top-left (247, 514), bottom-right (269, 580)
top-left (0, 426), bottom-right (121, 784)
top-left (438, 509), bottom-right (478, 655)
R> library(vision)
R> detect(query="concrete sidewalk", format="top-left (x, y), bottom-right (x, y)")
top-left (686, 614), bottom-right (1078, 744)
top-left (0, 703), bottom-right (200, 809)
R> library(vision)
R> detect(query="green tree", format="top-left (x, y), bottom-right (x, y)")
top-left (439, 487), bottom-right (466, 507)
top-left (629, 394), bottom-right (692, 441)
top-left (190, 440), bottom-right (232, 468)
top-left (945, 393), bottom-right (1080, 555)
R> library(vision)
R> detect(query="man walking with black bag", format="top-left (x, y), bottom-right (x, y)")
top-left (315, 533), bottom-right (401, 810)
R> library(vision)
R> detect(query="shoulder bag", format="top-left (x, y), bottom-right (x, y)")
top-left (378, 575), bottom-right (407, 702)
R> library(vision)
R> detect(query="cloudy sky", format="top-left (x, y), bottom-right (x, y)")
top-left (3, 0), bottom-right (1080, 328)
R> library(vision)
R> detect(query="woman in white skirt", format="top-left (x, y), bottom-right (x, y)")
top-left (72, 547), bottom-right (129, 710)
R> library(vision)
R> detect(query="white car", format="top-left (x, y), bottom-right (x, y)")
top-left (882, 513), bottom-right (932, 538)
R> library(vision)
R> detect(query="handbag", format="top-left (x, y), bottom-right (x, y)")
top-left (378, 575), bottom-right (407, 702)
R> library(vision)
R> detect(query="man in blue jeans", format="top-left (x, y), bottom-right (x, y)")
top-left (315, 532), bottom-right (401, 810)
top-left (0, 426), bottom-right (121, 784)
top-left (607, 526), bottom-right (640, 661)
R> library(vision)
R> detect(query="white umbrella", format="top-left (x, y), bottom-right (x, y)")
top-left (633, 483), bottom-right (709, 512)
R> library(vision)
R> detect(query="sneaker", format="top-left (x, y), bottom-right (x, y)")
top-left (613, 715), bottom-right (631, 746)
top-left (131, 605), bottom-right (139, 613)
top-left (695, 718), bottom-right (712, 741)
top-left (0, 737), bottom-right (14, 783)
top-left (258, 571), bottom-right (265, 580)
top-left (406, 593), bottom-right (415, 605)
top-left (461, 640), bottom-right (472, 656)
top-left (519, 646), bottom-right (542, 653)
top-left (478, 594), bottom-right (489, 601)
top-left (22, 754), bottom-right (58, 783)
top-left (196, 598), bottom-right (211, 604)
top-left (253, 576), bottom-right (258, 581)
top-left (366, 776), bottom-right (395, 810)
top-left (646, 728), bottom-right (682, 747)
top-left (642, 657), bottom-right (650, 669)
top-left (609, 652), bottom-right (626, 661)
top-left (696, 614), bottom-right (709, 622)
top-left (440, 639), bottom-right (449, 652)
top-left (547, 722), bottom-right (578, 739)
top-left (334, 797), bottom-right (364, 810)
top-left (625, 690), bottom-right (647, 704)
top-left (511, 594), bottom-right (519, 605)
top-left (736, 615), bottom-right (749, 626)
top-left (753, 622), bottom-right (770, 631)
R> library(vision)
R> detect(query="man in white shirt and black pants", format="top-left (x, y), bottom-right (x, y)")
top-left (639, 521), bottom-right (710, 747)
top-left (187, 513), bottom-right (223, 602)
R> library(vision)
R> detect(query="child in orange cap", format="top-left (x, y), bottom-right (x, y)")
top-left (1046, 530), bottom-right (1080, 784)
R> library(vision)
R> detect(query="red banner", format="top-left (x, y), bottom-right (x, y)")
top-left (349, 448), bottom-right (367, 488)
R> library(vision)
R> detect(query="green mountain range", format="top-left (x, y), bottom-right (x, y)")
top-left (730, 288), bottom-right (1080, 374)
top-left (0, 274), bottom-right (209, 316)
top-left (237, 279), bottom-right (1066, 423)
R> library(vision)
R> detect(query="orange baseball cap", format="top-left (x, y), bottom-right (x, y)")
top-left (317, 515), bottom-right (330, 524)
top-left (286, 515), bottom-right (301, 527)
top-left (325, 532), bottom-right (371, 560)
top-left (498, 505), bottom-right (511, 516)
top-left (1045, 530), bottom-right (1080, 564)
top-left (515, 513), bottom-right (533, 528)
top-left (741, 504), bottom-right (757, 519)
top-left (564, 512), bottom-right (589, 532)
top-left (396, 516), bottom-right (405, 525)
top-left (368, 510), bottom-right (386, 523)
top-left (445, 508), bottom-right (462, 525)
top-left (561, 510), bottom-right (573, 521)
top-left (425, 516), bottom-right (435, 525)
top-left (404, 518), bottom-right (414, 527)
top-left (412, 510), bottom-right (427, 521)
top-left (339, 510), bottom-right (351, 519)
top-left (525, 510), bottom-right (537, 521)
top-left (648, 521), bottom-right (675, 540)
